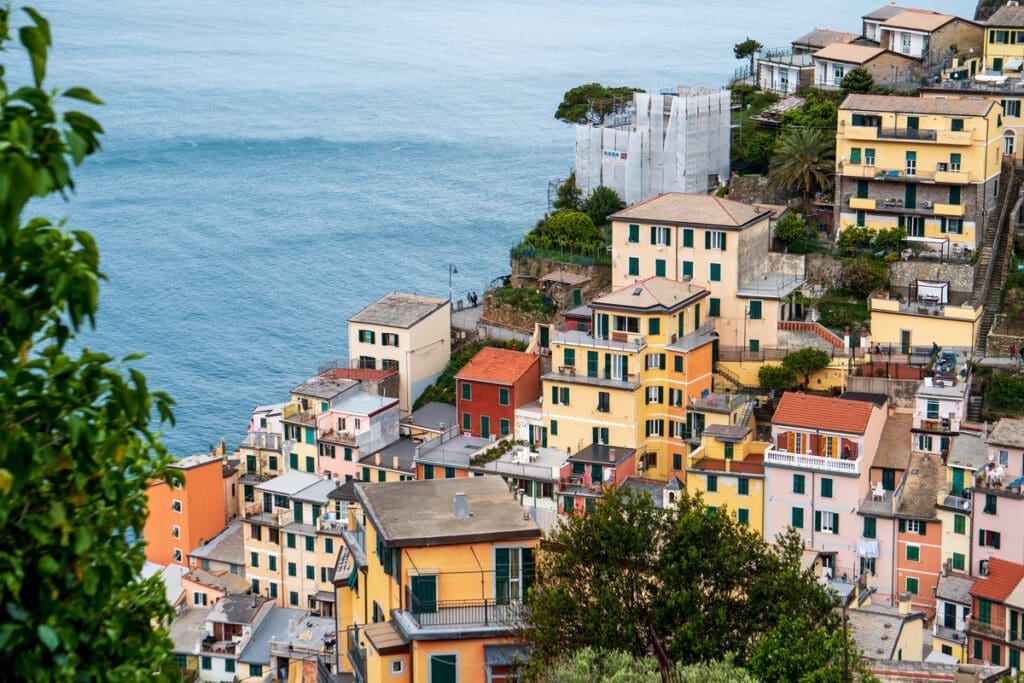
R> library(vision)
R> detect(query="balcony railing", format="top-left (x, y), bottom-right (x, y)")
top-left (968, 619), bottom-right (1006, 639)
top-left (878, 127), bottom-right (937, 141)
top-left (404, 596), bottom-right (524, 629)
top-left (244, 502), bottom-right (294, 527)
top-left (346, 628), bottom-right (366, 683)
top-left (764, 447), bottom-right (860, 475)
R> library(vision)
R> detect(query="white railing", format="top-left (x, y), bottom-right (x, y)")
top-left (764, 448), bottom-right (860, 475)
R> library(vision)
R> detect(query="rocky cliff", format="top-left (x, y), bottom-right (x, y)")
top-left (976, 0), bottom-right (1006, 21)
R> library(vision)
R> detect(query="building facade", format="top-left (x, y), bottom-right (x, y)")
top-left (456, 347), bottom-right (541, 439)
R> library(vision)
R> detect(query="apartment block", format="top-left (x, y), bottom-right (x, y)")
top-left (972, 419), bottom-right (1024, 575)
top-left (456, 347), bottom-right (541, 439)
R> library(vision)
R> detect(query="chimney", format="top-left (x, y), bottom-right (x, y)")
top-left (898, 591), bottom-right (912, 615)
top-left (453, 492), bottom-right (469, 519)
top-left (392, 455), bottom-right (399, 469)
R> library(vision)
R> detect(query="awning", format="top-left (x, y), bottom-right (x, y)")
top-left (1007, 58), bottom-right (1023, 71)
top-left (315, 590), bottom-right (335, 603)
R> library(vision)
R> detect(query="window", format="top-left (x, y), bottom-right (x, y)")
top-left (905, 577), bottom-right (919, 595)
top-left (979, 529), bottom-right (1002, 548)
top-left (358, 329), bottom-right (375, 344)
top-left (382, 332), bottom-right (399, 346)
top-left (645, 419), bottom-right (663, 437)
top-left (748, 300), bottom-right (762, 319)
top-left (952, 552), bottom-right (965, 571)
top-left (905, 519), bottom-right (924, 535)
top-left (201, 656), bottom-right (212, 671)
top-left (289, 591), bottom-right (299, 606)
top-left (382, 358), bottom-right (399, 372)
top-left (974, 638), bottom-right (983, 661)
top-left (820, 478), bottom-right (833, 498)
top-left (627, 257), bottom-right (639, 277)
top-left (865, 148), bottom-right (875, 166)
top-left (286, 533), bottom-right (296, 549)
top-left (709, 298), bottom-right (720, 317)
top-left (444, 466), bottom-right (455, 479)
top-left (325, 538), bottom-right (334, 554)
top-left (645, 353), bottom-right (665, 370)
top-left (706, 475), bottom-right (718, 492)
top-left (498, 387), bottom-right (510, 406)
top-left (704, 230), bottom-right (726, 251)
top-left (460, 382), bottom-right (471, 401)
top-left (863, 517), bottom-right (876, 539)
top-left (682, 260), bottom-right (693, 278)
top-left (737, 509), bottom-right (750, 526)
top-left (1003, 99), bottom-right (1022, 118)
top-left (461, 412), bottom-right (470, 431)
top-left (850, 147), bottom-right (861, 164)
top-left (816, 511), bottom-right (839, 534)
top-left (984, 494), bottom-right (997, 514)
top-left (709, 263), bottom-right (721, 282)
top-left (390, 659), bottom-right (405, 675)
top-left (1006, 130), bottom-right (1017, 155)
top-left (793, 474), bottom-right (806, 494)
top-left (269, 582), bottom-right (278, 599)
top-left (856, 210), bottom-right (865, 227)
top-left (673, 453), bottom-right (682, 470)
top-left (592, 427), bottom-right (609, 445)
top-left (673, 355), bottom-right (683, 373)
top-left (791, 507), bottom-right (804, 529)
top-left (917, 434), bottom-right (933, 451)
top-left (738, 478), bottom-right (749, 496)
top-left (550, 420), bottom-right (558, 436)
top-left (306, 565), bottom-right (315, 580)
top-left (991, 644), bottom-right (1002, 666)
top-left (950, 153), bottom-right (961, 172)
top-left (268, 555), bottom-right (277, 571)
top-left (954, 514), bottom-right (966, 535)
top-left (171, 500), bottom-right (182, 513)
top-left (683, 228), bottom-right (694, 247)
top-left (951, 118), bottom-right (963, 132)
top-left (288, 562), bottom-right (297, 577)
top-left (652, 226), bottom-right (671, 246)
top-left (171, 525), bottom-right (180, 539)
top-left (906, 545), bottom-right (920, 562)
top-left (597, 391), bottom-right (610, 413)
top-left (860, 556), bottom-right (876, 576)
top-left (500, 418), bottom-right (510, 436)
top-left (905, 150), bottom-right (916, 176)
top-left (551, 386), bottom-right (570, 405)
top-left (992, 29), bottom-right (1010, 44)
top-left (613, 315), bottom-right (640, 334)
top-left (627, 223), bottom-right (639, 243)
top-left (926, 400), bottom-right (939, 419)
top-left (748, 339), bottom-right (760, 353)
top-left (377, 469), bottom-right (386, 482)
top-left (250, 552), bottom-right (259, 568)
top-left (305, 456), bottom-right (315, 472)
top-left (901, 32), bottom-right (911, 54)
top-left (949, 186), bottom-right (961, 206)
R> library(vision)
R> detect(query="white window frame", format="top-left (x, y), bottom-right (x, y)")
top-left (901, 32), bottom-right (911, 54)
top-left (907, 519), bottom-right (922, 534)
top-left (794, 432), bottom-right (804, 454)
top-left (670, 421), bottom-right (686, 439)
top-left (645, 353), bottom-right (665, 370)
top-left (999, 449), bottom-right (1009, 466)
top-left (821, 511), bottom-right (838, 533)
top-left (1003, 99), bottom-right (1022, 118)
top-left (646, 419), bottom-right (664, 437)
top-left (708, 231), bottom-right (726, 250)
top-left (865, 149), bottom-right (875, 167)
top-left (173, 548), bottom-right (183, 562)
top-left (390, 659), bottom-right (404, 675)
top-left (654, 226), bottom-right (670, 246)
top-left (613, 315), bottom-right (640, 333)
top-left (646, 386), bottom-right (660, 404)
top-left (611, 355), bottom-right (627, 381)
top-left (824, 437), bottom-right (834, 458)
top-left (172, 500), bottom-right (182, 513)
top-left (172, 525), bottom-right (181, 539)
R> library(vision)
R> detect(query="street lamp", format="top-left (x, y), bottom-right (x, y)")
top-left (448, 264), bottom-right (458, 303)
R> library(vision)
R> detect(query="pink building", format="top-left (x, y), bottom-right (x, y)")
top-left (971, 418), bottom-right (1024, 575)
top-left (316, 390), bottom-right (399, 484)
top-left (557, 443), bottom-right (637, 515)
top-left (763, 392), bottom-right (888, 581)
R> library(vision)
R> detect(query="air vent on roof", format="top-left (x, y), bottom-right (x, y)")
top-left (633, 288), bottom-right (642, 296)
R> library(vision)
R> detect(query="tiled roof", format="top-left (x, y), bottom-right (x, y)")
top-left (771, 392), bottom-right (875, 434)
top-left (349, 292), bottom-right (448, 328)
top-left (948, 430), bottom-right (987, 470)
top-left (320, 367), bottom-right (397, 382)
top-left (456, 347), bottom-right (539, 385)
top-left (970, 558), bottom-right (1024, 602)
top-left (988, 4), bottom-right (1024, 27)
top-left (793, 28), bottom-right (861, 48)
top-left (864, 3), bottom-right (912, 21)
top-left (610, 192), bottom-right (771, 228)
top-left (882, 9), bottom-right (956, 32)
top-left (936, 573), bottom-right (974, 604)
top-left (540, 270), bottom-right (590, 286)
top-left (841, 93), bottom-right (995, 116)
top-left (894, 452), bottom-right (943, 520)
top-left (593, 277), bottom-right (708, 313)
top-left (813, 43), bottom-right (888, 65)
top-left (848, 605), bottom-right (921, 660)
top-left (988, 417), bottom-right (1024, 449)
top-left (869, 413), bottom-right (913, 470)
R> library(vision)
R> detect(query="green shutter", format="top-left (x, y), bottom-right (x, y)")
top-left (411, 575), bottom-right (437, 613)
top-left (850, 147), bottom-right (861, 164)
top-left (814, 510), bottom-right (821, 531)
top-left (495, 548), bottom-right (510, 605)
top-left (949, 186), bottom-right (961, 205)
top-left (628, 224), bottom-right (639, 242)
top-left (655, 259), bottom-right (666, 277)
top-left (954, 514), bottom-right (966, 534)
top-left (649, 317), bottom-right (660, 335)
top-left (821, 478), bottom-right (833, 498)
top-left (705, 230), bottom-right (711, 249)
top-left (674, 355), bottom-right (683, 372)
top-left (683, 229), bottom-right (693, 247)
top-left (749, 300), bottom-right (762, 319)
top-left (792, 507), bottom-right (804, 528)
top-left (721, 234), bottom-right (726, 250)
top-left (563, 349), bottom-right (575, 367)
top-left (864, 517), bottom-right (876, 538)
top-left (682, 260), bottom-right (693, 277)
top-left (587, 351), bottom-right (598, 377)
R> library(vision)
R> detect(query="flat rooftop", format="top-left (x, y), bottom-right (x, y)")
top-left (171, 453), bottom-right (222, 470)
top-left (361, 436), bottom-right (418, 473)
top-left (568, 443), bottom-right (637, 466)
top-left (413, 433), bottom-right (493, 466)
top-left (357, 477), bottom-right (541, 547)
top-left (256, 470), bottom-right (325, 497)
top-left (473, 444), bottom-right (567, 481)
top-left (188, 522), bottom-right (244, 566)
top-left (895, 451), bottom-right (943, 520)
top-left (331, 388), bottom-right (398, 415)
top-left (736, 272), bottom-right (804, 299)
top-left (349, 292), bottom-right (448, 328)
top-left (403, 402), bottom-right (458, 432)
top-left (291, 377), bottom-right (358, 400)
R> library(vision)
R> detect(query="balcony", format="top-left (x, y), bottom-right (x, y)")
top-left (860, 489), bottom-right (896, 516)
top-left (317, 516), bottom-right (348, 536)
top-left (935, 170), bottom-right (971, 184)
top-left (403, 594), bottom-right (524, 630)
top-left (933, 203), bottom-right (965, 217)
top-left (878, 127), bottom-right (937, 142)
top-left (552, 328), bottom-right (646, 353)
top-left (244, 502), bottom-right (294, 527)
top-left (844, 124), bottom-right (880, 141)
top-left (200, 637), bottom-right (238, 656)
top-left (849, 197), bottom-right (876, 210)
top-left (764, 447), bottom-right (860, 475)
top-left (968, 619), bottom-right (1006, 639)
top-left (346, 628), bottom-right (366, 683)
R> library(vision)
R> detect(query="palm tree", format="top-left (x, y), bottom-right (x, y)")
top-left (767, 128), bottom-right (835, 199)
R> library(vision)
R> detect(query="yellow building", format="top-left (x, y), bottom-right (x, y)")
top-left (281, 376), bottom-right (361, 477)
top-left (685, 405), bottom-right (770, 535)
top-left (335, 477), bottom-right (541, 683)
top-left (869, 289), bottom-right (983, 350)
top-left (982, 5), bottom-right (1024, 77)
top-left (610, 193), bottom-right (806, 350)
top-left (835, 94), bottom-right (1003, 254)
top-left (543, 277), bottom-right (715, 483)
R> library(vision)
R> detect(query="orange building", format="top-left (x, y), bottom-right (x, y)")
top-left (144, 453), bottom-right (230, 566)
top-left (894, 451), bottom-right (945, 617)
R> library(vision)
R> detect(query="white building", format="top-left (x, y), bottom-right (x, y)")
top-left (575, 88), bottom-right (731, 205)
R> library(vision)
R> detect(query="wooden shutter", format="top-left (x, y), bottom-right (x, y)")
top-left (495, 548), bottom-right (510, 605)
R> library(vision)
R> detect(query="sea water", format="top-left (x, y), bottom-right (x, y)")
top-left (27, 0), bottom-right (971, 453)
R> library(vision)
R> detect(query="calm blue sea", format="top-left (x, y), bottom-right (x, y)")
top-left (26, 0), bottom-right (971, 454)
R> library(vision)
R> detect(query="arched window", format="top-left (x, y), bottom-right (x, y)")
top-left (1004, 130), bottom-right (1016, 155)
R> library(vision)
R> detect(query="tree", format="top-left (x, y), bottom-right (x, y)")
top-left (734, 38), bottom-right (763, 75)
top-left (774, 213), bottom-right (815, 252)
top-left (555, 83), bottom-right (642, 123)
top-left (413, 339), bottom-right (525, 409)
top-left (534, 649), bottom-right (757, 683)
top-left (782, 348), bottom-right (833, 386)
top-left (525, 488), bottom-right (844, 677)
top-left (583, 185), bottom-right (624, 227)
top-left (525, 209), bottom-right (605, 253)
top-left (782, 88), bottom-right (841, 129)
top-left (836, 226), bottom-right (875, 255)
top-left (768, 128), bottom-right (835, 199)
top-left (552, 171), bottom-right (583, 211)
top-left (742, 130), bottom-right (778, 167)
top-left (840, 67), bottom-right (875, 95)
top-left (759, 364), bottom-right (798, 392)
top-left (841, 256), bottom-right (888, 297)
top-left (749, 615), bottom-right (869, 683)
top-left (874, 226), bottom-right (906, 252)
top-left (0, 8), bottom-right (180, 679)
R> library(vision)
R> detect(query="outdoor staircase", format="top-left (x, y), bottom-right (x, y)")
top-left (716, 363), bottom-right (749, 390)
top-left (972, 166), bottom-right (1023, 356)
top-left (778, 320), bottom-right (845, 349)
top-left (737, 397), bottom-right (756, 427)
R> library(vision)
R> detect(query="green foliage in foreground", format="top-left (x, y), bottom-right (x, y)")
top-left (774, 212), bottom-right (820, 253)
top-left (412, 339), bottom-right (526, 410)
top-left (533, 648), bottom-right (757, 683)
top-left (555, 83), bottom-right (642, 123)
top-left (0, 7), bottom-right (180, 680)
top-left (521, 209), bottom-right (606, 253)
top-left (583, 185), bottom-right (624, 227)
top-left (524, 487), bottom-right (866, 681)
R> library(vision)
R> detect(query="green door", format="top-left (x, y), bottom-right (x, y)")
top-left (429, 654), bottom-right (457, 683)
top-left (540, 426), bottom-right (547, 448)
top-left (495, 548), bottom-right (510, 605)
top-left (480, 416), bottom-right (490, 439)
top-left (900, 329), bottom-right (911, 354)
top-left (655, 259), bottom-right (666, 277)
top-left (411, 575), bottom-right (437, 614)
top-left (539, 325), bottom-right (549, 348)
top-left (572, 288), bottom-right (582, 306)
top-left (907, 116), bottom-right (919, 130)
top-left (952, 468), bottom-right (965, 495)
top-left (694, 304), bottom-right (701, 330)
top-left (905, 184), bottom-right (916, 209)
top-left (882, 469), bottom-right (896, 491)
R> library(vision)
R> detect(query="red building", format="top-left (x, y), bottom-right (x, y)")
top-left (455, 347), bottom-right (541, 439)
top-left (967, 558), bottom-right (1024, 670)
top-left (557, 444), bottom-right (637, 515)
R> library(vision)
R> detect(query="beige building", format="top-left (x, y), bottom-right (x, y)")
top-left (348, 292), bottom-right (451, 416)
top-left (610, 193), bottom-right (805, 352)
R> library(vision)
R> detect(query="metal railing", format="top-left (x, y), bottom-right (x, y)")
top-left (968, 618), bottom-right (1006, 639)
top-left (877, 127), bottom-right (937, 141)
top-left (405, 594), bottom-right (524, 629)
top-left (346, 628), bottom-right (366, 683)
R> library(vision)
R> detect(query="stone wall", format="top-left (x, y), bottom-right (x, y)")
top-left (805, 253), bottom-right (844, 287)
top-left (987, 314), bottom-right (1024, 355)
top-left (727, 174), bottom-right (792, 205)
top-left (846, 375), bottom-right (919, 409)
top-left (933, 19), bottom-right (984, 65)
top-left (765, 252), bottom-right (806, 277)
top-left (888, 261), bottom-right (976, 294)
top-left (510, 255), bottom-right (611, 306)
top-left (480, 293), bottom-right (548, 334)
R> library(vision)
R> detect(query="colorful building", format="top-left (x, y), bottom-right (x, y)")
top-left (835, 94), bottom-right (1003, 253)
top-left (317, 389), bottom-right (401, 484)
top-left (610, 193), bottom-right (805, 351)
top-left (764, 392), bottom-right (888, 582)
top-left (982, 4), bottom-right (1024, 77)
top-left (894, 451), bottom-right (945, 617)
top-left (348, 292), bottom-right (451, 416)
top-left (757, 28), bottom-right (861, 95)
top-left (145, 453), bottom-right (233, 567)
top-left (812, 43), bottom-right (916, 89)
top-left (933, 573), bottom-right (974, 661)
top-left (283, 376), bottom-right (361, 478)
top-left (972, 418), bottom-right (1024, 574)
top-left (967, 557), bottom-right (1024, 670)
top-left (238, 432), bottom-right (291, 511)
top-left (542, 277), bottom-right (715, 482)
top-left (335, 476), bottom-right (541, 683)
top-left (456, 346), bottom-right (541, 439)
top-left (557, 444), bottom-right (637, 515)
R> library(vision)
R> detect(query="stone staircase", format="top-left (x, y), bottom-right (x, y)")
top-left (973, 165), bottom-right (1023, 356)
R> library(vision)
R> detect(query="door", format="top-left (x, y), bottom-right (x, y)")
top-left (495, 547), bottom-right (535, 605)
top-left (572, 288), bottom-right (582, 306)
top-left (263, 494), bottom-right (273, 513)
top-left (539, 325), bottom-right (549, 348)
top-left (411, 575), bottom-right (437, 614)
top-left (540, 426), bottom-right (547, 448)
top-left (952, 468), bottom-right (965, 495)
top-left (900, 329), bottom-right (911, 354)
top-left (943, 602), bottom-right (956, 629)
top-left (429, 655), bottom-right (457, 683)
top-left (480, 416), bottom-right (490, 439)
top-left (882, 468), bottom-right (896, 491)
top-left (905, 184), bottom-right (916, 209)
top-left (655, 259), bottom-right (666, 277)
top-left (906, 116), bottom-right (919, 131)
top-left (694, 303), bottom-right (701, 329)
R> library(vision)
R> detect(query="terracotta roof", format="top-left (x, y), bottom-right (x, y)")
top-left (771, 392), bottom-right (875, 434)
top-left (455, 347), bottom-right (539, 385)
top-left (592, 276), bottom-right (708, 313)
top-left (970, 558), bottom-right (1024, 602)
top-left (841, 93), bottom-right (995, 116)
top-left (813, 43), bottom-right (888, 65)
top-left (988, 4), bottom-right (1024, 28)
top-left (610, 192), bottom-right (771, 229)
top-left (988, 417), bottom-right (1024, 449)
top-left (320, 367), bottom-right (397, 382)
top-left (793, 28), bottom-right (861, 49)
top-left (881, 9), bottom-right (956, 32)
